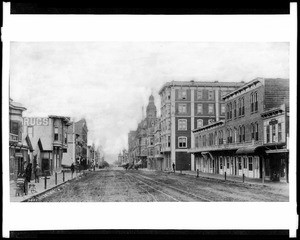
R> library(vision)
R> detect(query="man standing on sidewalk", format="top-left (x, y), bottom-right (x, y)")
top-left (34, 164), bottom-right (41, 183)
top-left (172, 163), bottom-right (175, 173)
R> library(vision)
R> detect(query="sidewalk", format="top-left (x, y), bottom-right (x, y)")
top-left (140, 168), bottom-right (289, 188)
top-left (10, 170), bottom-right (84, 202)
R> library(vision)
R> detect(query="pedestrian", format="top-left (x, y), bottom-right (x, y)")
top-left (25, 163), bottom-right (32, 183)
top-left (34, 164), bottom-right (41, 183)
top-left (172, 162), bottom-right (175, 173)
top-left (71, 163), bottom-right (75, 178)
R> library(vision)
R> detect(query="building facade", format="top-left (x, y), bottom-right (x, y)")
top-left (158, 80), bottom-right (244, 171)
top-left (190, 78), bottom-right (289, 182)
top-left (9, 99), bottom-right (31, 181)
top-left (22, 115), bottom-right (71, 175)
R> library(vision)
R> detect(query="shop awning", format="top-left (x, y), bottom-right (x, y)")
top-left (265, 149), bottom-right (289, 154)
top-left (236, 146), bottom-right (259, 155)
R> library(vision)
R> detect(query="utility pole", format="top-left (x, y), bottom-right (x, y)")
top-left (73, 120), bottom-right (76, 164)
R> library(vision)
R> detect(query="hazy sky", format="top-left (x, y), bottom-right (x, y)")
top-left (9, 42), bottom-right (289, 162)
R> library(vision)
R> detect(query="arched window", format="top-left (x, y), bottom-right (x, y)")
top-left (229, 102), bottom-right (232, 119)
top-left (242, 125), bottom-right (246, 142)
top-left (214, 131), bottom-right (218, 145)
top-left (197, 119), bottom-right (203, 128)
top-left (239, 126), bottom-right (242, 142)
top-left (251, 123), bottom-right (255, 139)
top-left (255, 122), bottom-right (259, 141)
top-left (233, 101), bottom-right (237, 118)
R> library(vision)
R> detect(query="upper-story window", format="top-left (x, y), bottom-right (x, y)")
top-left (178, 119), bottom-right (187, 130)
top-left (178, 104), bottom-right (187, 114)
top-left (203, 135), bottom-right (207, 146)
top-left (199, 135), bottom-right (202, 147)
top-left (221, 104), bottom-right (225, 114)
top-left (238, 99), bottom-right (241, 116)
top-left (64, 132), bottom-right (67, 144)
top-left (251, 92), bottom-right (258, 113)
top-left (178, 137), bottom-right (187, 148)
top-left (195, 135), bottom-right (199, 148)
top-left (278, 123), bottom-right (282, 142)
top-left (10, 120), bottom-right (19, 135)
top-left (197, 119), bottom-right (203, 128)
top-left (255, 123), bottom-right (259, 141)
top-left (241, 97), bottom-right (245, 116)
top-left (54, 127), bottom-right (59, 141)
top-left (167, 91), bottom-right (171, 100)
top-left (178, 89), bottom-right (187, 100)
top-left (197, 104), bottom-right (203, 114)
top-left (233, 101), bottom-right (237, 118)
top-left (219, 130), bottom-right (223, 145)
top-left (251, 123), bottom-right (255, 140)
top-left (208, 90), bottom-right (214, 100)
top-left (242, 125), bottom-right (246, 142)
top-left (272, 124), bottom-right (276, 142)
top-left (208, 104), bottom-right (214, 114)
top-left (197, 90), bottom-right (203, 100)
top-left (167, 135), bottom-right (171, 147)
top-left (239, 126), bottom-right (242, 142)
top-left (28, 126), bottom-right (33, 138)
top-left (227, 129), bottom-right (233, 143)
top-left (214, 132), bottom-right (218, 145)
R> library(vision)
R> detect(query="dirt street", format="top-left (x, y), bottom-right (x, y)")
top-left (38, 168), bottom-right (289, 202)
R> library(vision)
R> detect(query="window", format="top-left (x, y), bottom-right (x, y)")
top-left (10, 120), bottom-right (19, 135)
top-left (242, 125), bottom-right (246, 142)
top-left (199, 135), bottom-right (202, 147)
top-left (221, 104), bottom-right (225, 114)
top-left (220, 157), bottom-right (223, 169)
top-left (238, 99), bottom-right (241, 116)
top-left (251, 123), bottom-right (255, 140)
top-left (178, 119), bottom-right (187, 130)
top-left (239, 126), bottom-right (242, 142)
top-left (238, 157), bottom-right (242, 170)
top-left (167, 136), bottom-right (171, 147)
top-left (178, 104), bottom-right (187, 114)
top-left (272, 124), bottom-right (276, 142)
top-left (197, 119), bottom-right (203, 128)
top-left (208, 104), bottom-right (214, 114)
top-left (178, 137), bottom-right (187, 148)
top-left (226, 158), bottom-right (230, 169)
top-left (203, 135), bottom-right (207, 146)
top-left (208, 90), bottom-right (214, 100)
top-left (233, 101), bottom-right (237, 118)
top-left (195, 136), bottom-right (199, 148)
top-left (226, 104), bottom-right (230, 119)
top-left (251, 93), bottom-right (254, 112)
top-left (254, 92), bottom-right (258, 111)
top-left (255, 123), bottom-right (259, 141)
top-left (243, 157), bottom-right (247, 169)
top-left (28, 126), bottom-right (33, 138)
top-left (197, 104), bottom-right (203, 114)
top-left (54, 127), bottom-right (59, 141)
top-left (278, 123), bottom-right (282, 142)
top-left (178, 89), bottom-right (187, 100)
top-left (197, 90), bottom-right (203, 100)
top-left (248, 157), bottom-right (253, 171)
top-left (214, 132), bottom-right (218, 145)
top-left (150, 137), bottom-right (154, 145)
top-left (266, 125), bottom-right (270, 143)
top-left (241, 97), bottom-right (245, 115)
top-left (64, 132), bottom-right (67, 144)
top-left (219, 130), bottom-right (223, 145)
top-left (229, 102), bottom-right (232, 119)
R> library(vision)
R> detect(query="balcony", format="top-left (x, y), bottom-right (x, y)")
top-left (9, 133), bottom-right (19, 144)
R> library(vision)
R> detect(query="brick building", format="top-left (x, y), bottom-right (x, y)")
top-left (190, 78), bottom-right (289, 181)
top-left (158, 80), bottom-right (243, 171)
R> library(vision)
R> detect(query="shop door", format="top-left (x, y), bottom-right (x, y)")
top-left (42, 158), bottom-right (50, 175)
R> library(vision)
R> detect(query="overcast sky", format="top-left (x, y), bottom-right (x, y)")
top-left (9, 42), bottom-right (289, 163)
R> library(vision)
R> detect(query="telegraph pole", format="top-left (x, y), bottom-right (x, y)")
top-left (73, 120), bottom-right (76, 164)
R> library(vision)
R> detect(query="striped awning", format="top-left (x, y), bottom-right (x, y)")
top-left (236, 146), bottom-right (258, 155)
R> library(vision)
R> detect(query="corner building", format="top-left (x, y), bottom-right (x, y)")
top-left (158, 80), bottom-right (243, 171)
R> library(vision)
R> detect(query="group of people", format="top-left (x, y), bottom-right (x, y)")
top-left (17, 161), bottom-right (41, 195)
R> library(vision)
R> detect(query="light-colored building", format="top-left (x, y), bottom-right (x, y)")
top-left (22, 115), bottom-right (71, 175)
top-left (158, 80), bottom-right (243, 171)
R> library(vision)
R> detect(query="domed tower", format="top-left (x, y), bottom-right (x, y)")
top-left (146, 94), bottom-right (157, 119)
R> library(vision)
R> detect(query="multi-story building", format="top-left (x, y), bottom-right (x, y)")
top-left (9, 98), bottom-right (32, 181)
top-left (158, 80), bottom-right (243, 171)
top-left (22, 115), bottom-right (71, 175)
top-left (190, 78), bottom-right (289, 182)
top-left (153, 118), bottom-right (164, 170)
top-left (127, 94), bottom-right (159, 169)
top-left (65, 118), bottom-right (88, 167)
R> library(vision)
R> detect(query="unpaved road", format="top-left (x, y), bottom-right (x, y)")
top-left (39, 168), bottom-right (289, 202)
